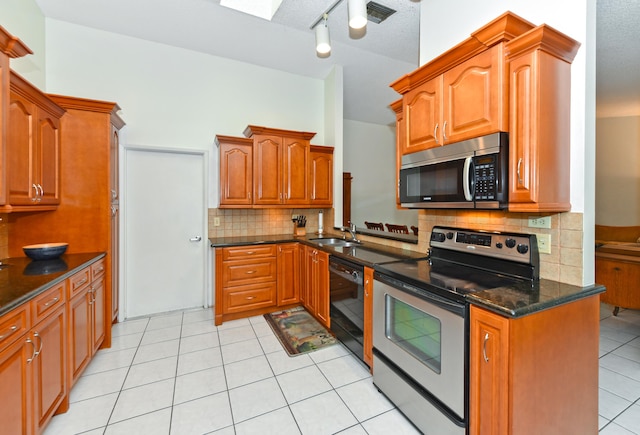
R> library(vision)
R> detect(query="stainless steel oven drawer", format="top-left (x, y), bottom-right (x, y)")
top-left (373, 352), bottom-right (465, 435)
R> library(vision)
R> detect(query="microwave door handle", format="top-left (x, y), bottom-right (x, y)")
top-left (463, 156), bottom-right (475, 201)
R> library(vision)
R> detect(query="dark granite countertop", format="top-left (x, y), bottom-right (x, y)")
top-left (465, 279), bottom-right (606, 318)
top-left (0, 252), bottom-right (105, 317)
top-left (209, 233), bottom-right (427, 267)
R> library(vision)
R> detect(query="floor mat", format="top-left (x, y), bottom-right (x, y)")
top-left (264, 306), bottom-right (337, 356)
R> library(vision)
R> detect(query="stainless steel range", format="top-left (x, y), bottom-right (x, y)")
top-left (372, 226), bottom-right (539, 434)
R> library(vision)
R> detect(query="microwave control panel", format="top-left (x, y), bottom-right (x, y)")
top-left (474, 154), bottom-right (497, 201)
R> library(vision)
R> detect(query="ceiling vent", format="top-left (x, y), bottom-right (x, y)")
top-left (366, 1), bottom-right (396, 24)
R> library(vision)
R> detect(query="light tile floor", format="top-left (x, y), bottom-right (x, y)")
top-left (43, 303), bottom-right (640, 435)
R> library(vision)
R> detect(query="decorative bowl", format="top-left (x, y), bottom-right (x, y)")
top-left (23, 243), bottom-right (69, 261)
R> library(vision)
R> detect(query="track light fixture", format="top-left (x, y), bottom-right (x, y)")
top-left (348, 0), bottom-right (367, 30)
top-left (315, 14), bottom-right (331, 55)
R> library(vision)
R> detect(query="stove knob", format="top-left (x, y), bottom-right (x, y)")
top-left (496, 242), bottom-right (503, 249)
top-left (431, 232), bottom-right (446, 242)
top-left (505, 238), bottom-right (516, 249)
top-left (446, 232), bottom-right (454, 239)
top-left (517, 244), bottom-right (529, 254)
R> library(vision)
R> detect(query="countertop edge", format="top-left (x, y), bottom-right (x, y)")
top-left (466, 283), bottom-right (606, 318)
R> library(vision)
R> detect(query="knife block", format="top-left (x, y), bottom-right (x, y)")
top-left (294, 224), bottom-right (306, 236)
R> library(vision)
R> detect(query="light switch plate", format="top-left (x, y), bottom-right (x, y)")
top-left (537, 233), bottom-right (552, 254)
top-left (528, 216), bottom-right (551, 229)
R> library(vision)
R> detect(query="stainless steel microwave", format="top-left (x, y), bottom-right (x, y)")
top-left (399, 132), bottom-right (508, 209)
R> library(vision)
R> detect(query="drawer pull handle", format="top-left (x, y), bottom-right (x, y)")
top-left (43, 297), bottom-right (59, 308)
top-left (0, 325), bottom-right (18, 340)
top-left (245, 270), bottom-right (257, 274)
top-left (75, 277), bottom-right (88, 288)
top-left (245, 296), bottom-right (256, 300)
top-left (482, 332), bottom-right (490, 363)
top-left (246, 251), bottom-right (255, 255)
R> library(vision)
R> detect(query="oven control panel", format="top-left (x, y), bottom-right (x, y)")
top-left (430, 226), bottom-right (538, 264)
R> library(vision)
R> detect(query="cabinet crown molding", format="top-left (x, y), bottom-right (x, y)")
top-left (506, 24), bottom-right (581, 63)
top-left (243, 125), bottom-right (316, 141)
top-left (0, 25), bottom-right (32, 58)
top-left (390, 11), bottom-right (535, 94)
top-left (47, 94), bottom-right (126, 129)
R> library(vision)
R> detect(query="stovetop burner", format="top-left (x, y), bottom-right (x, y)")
top-left (374, 226), bottom-right (540, 302)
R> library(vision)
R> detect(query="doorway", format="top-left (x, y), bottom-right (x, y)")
top-left (122, 146), bottom-right (208, 319)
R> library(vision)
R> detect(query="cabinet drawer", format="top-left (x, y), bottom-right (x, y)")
top-left (68, 266), bottom-right (91, 298)
top-left (222, 282), bottom-right (277, 314)
top-left (0, 305), bottom-right (29, 351)
top-left (222, 245), bottom-right (277, 260)
top-left (31, 282), bottom-right (66, 324)
top-left (222, 258), bottom-right (277, 287)
top-left (91, 258), bottom-right (106, 281)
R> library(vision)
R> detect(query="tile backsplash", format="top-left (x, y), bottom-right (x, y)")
top-left (208, 208), bottom-right (585, 287)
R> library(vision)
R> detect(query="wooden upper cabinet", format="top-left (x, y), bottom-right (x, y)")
top-left (401, 43), bottom-right (505, 155)
top-left (443, 44), bottom-right (506, 144)
top-left (3, 72), bottom-right (64, 211)
top-left (216, 135), bottom-right (254, 207)
top-left (390, 99), bottom-right (404, 207)
top-left (506, 25), bottom-right (580, 212)
top-left (403, 76), bottom-right (441, 153)
top-left (245, 126), bottom-right (313, 207)
top-left (392, 12), bottom-right (535, 156)
top-left (309, 145), bottom-right (334, 206)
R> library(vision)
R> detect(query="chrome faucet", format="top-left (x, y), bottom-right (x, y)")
top-left (341, 222), bottom-right (360, 242)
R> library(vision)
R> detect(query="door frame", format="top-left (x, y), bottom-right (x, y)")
top-left (120, 144), bottom-right (211, 321)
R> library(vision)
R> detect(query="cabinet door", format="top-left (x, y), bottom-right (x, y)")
top-left (31, 307), bottom-right (66, 434)
top-left (0, 337), bottom-right (31, 435)
top-left (508, 47), bottom-right (571, 212)
top-left (403, 76), bottom-right (442, 154)
top-left (35, 109), bottom-right (61, 205)
top-left (302, 247), bottom-right (317, 314)
top-left (443, 45), bottom-right (505, 145)
top-left (469, 305), bottom-right (509, 435)
top-left (7, 91), bottom-right (38, 205)
top-left (91, 275), bottom-right (106, 355)
top-left (219, 141), bottom-right (253, 206)
top-left (68, 290), bottom-right (91, 385)
top-left (283, 138), bottom-right (309, 205)
top-left (277, 243), bottom-right (300, 306)
top-left (314, 250), bottom-right (330, 328)
top-left (309, 147), bottom-right (333, 206)
top-left (596, 257), bottom-right (640, 309)
top-left (253, 135), bottom-right (282, 205)
top-left (363, 267), bottom-right (373, 369)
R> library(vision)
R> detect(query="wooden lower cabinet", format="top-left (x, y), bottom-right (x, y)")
top-left (363, 267), bottom-right (373, 369)
top-left (277, 243), bottom-right (300, 306)
top-left (302, 246), bottom-right (330, 328)
top-left (0, 284), bottom-right (67, 435)
top-left (595, 254), bottom-right (640, 311)
top-left (67, 259), bottom-right (106, 386)
top-left (469, 296), bottom-right (600, 434)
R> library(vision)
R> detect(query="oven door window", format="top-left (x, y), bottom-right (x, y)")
top-left (384, 294), bottom-right (441, 374)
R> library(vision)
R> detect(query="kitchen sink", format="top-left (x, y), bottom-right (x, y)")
top-left (308, 237), bottom-right (362, 248)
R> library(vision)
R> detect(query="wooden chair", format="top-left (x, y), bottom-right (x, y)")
top-left (385, 223), bottom-right (409, 234)
top-left (410, 225), bottom-right (419, 236)
top-left (365, 221), bottom-right (385, 231)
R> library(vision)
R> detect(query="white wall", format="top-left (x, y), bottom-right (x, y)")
top-left (42, 19), bottom-right (329, 208)
top-left (344, 119), bottom-right (418, 228)
top-left (0, 0), bottom-right (46, 87)
top-left (596, 115), bottom-right (640, 226)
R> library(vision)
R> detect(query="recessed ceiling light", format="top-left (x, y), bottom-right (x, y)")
top-left (219, 0), bottom-right (284, 21)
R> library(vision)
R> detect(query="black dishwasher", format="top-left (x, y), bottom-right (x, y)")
top-left (328, 256), bottom-right (365, 362)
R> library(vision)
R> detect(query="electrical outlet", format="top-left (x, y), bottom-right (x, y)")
top-left (528, 216), bottom-right (551, 229)
top-left (213, 217), bottom-right (221, 227)
top-left (537, 233), bottom-right (552, 254)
